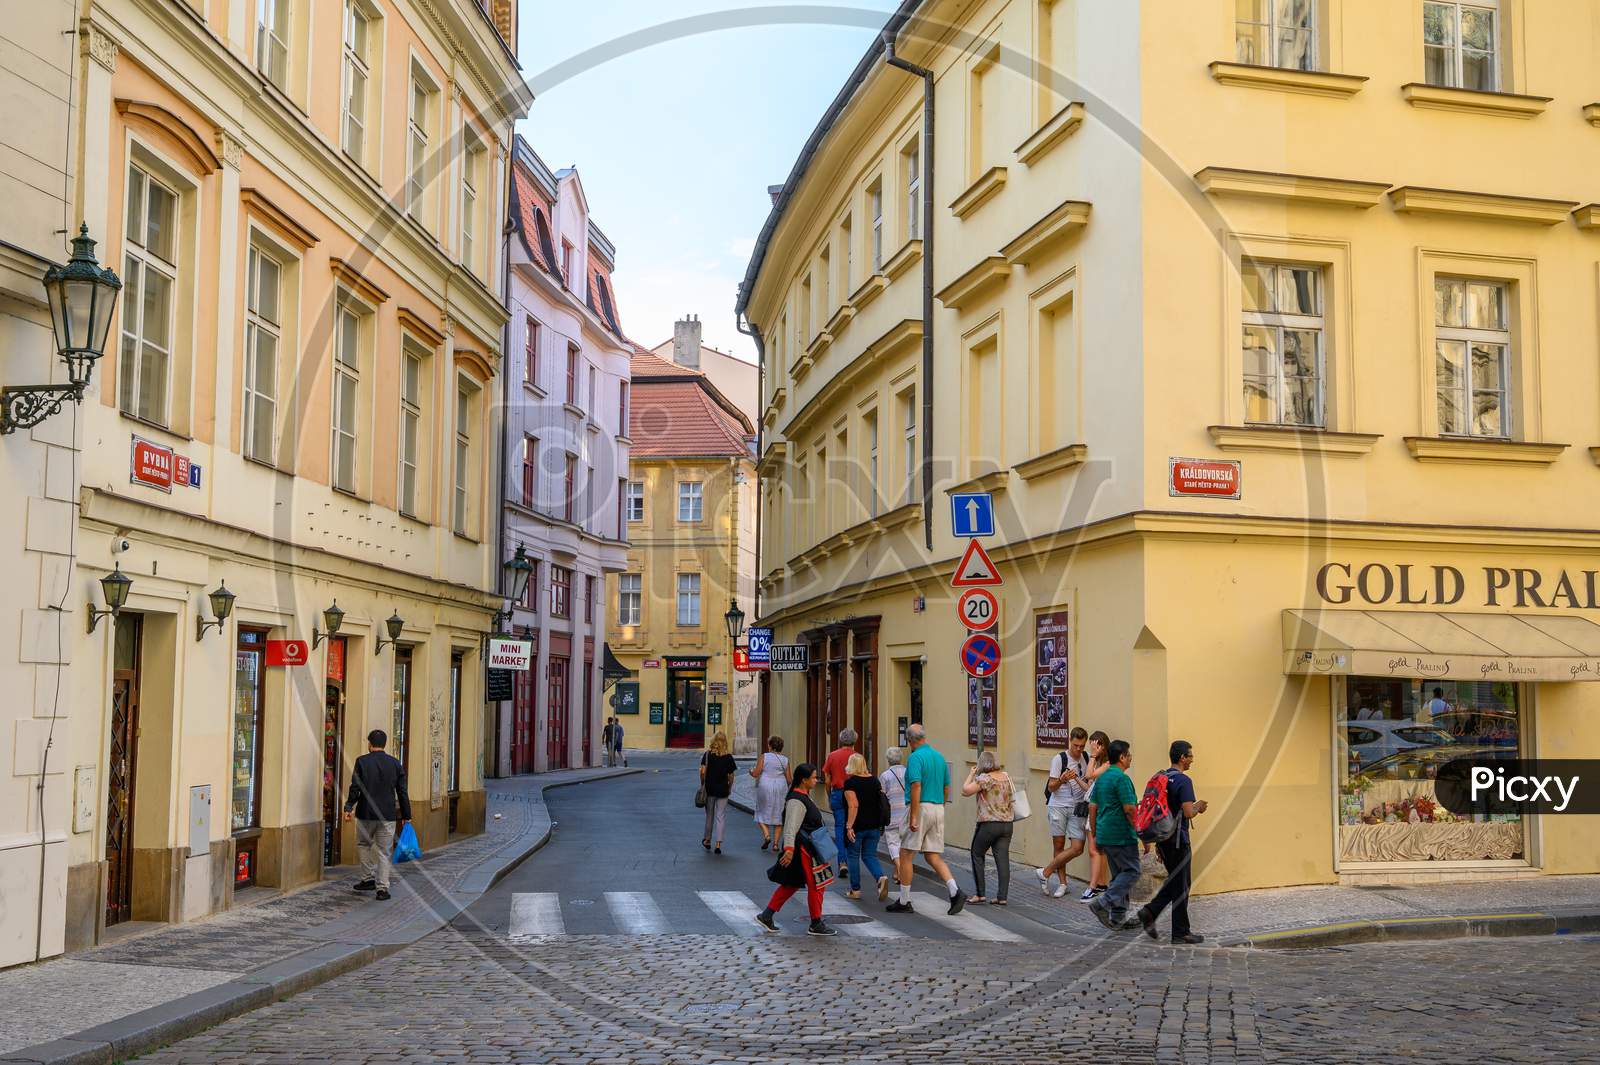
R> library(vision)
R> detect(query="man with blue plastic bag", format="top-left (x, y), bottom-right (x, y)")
top-left (343, 729), bottom-right (412, 901)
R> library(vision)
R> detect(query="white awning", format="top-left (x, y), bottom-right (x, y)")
top-left (1282, 608), bottom-right (1600, 682)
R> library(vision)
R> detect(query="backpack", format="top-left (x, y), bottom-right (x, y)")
top-left (1134, 769), bottom-right (1181, 843)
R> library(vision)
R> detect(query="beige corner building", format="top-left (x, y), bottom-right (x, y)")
top-left (739, 0), bottom-right (1600, 896)
top-left (0, 0), bottom-right (530, 964)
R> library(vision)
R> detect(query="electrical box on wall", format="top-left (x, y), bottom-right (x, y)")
top-left (188, 785), bottom-right (211, 858)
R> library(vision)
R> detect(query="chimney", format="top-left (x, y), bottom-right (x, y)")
top-left (672, 315), bottom-right (702, 369)
top-left (767, 184), bottom-right (785, 205)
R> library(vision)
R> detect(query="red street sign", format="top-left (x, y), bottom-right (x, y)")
top-left (951, 538), bottom-right (1002, 587)
top-left (642, 658), bottom-right (662, 669)
top-left (961, 632), bottom-right (1001, 678)
top-left (266, 640), bottom-right (310, 667)
top-left (130, 437), bottom-right (174, 492)
top-left (958, 588), bottom-right (999, 631)
top-left (733, 648), bottom-right (769, 672)
top-left (326, 637), bottom-right (345, 682)
top-left (1169, 457), bottom-right (1241, 499)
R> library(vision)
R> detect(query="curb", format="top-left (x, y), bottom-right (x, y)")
top-left (0, 768), bottom-right (640, 1065)
top-left (1219, 910), bottom-right (1600, 950)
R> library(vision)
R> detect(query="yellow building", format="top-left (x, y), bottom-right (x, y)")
top-left (605, 342), bottom-right (757, 752)
top-left (738, 0), bottom-right (1600, 895)
top-left (34, 0), bottom-right (531, 955)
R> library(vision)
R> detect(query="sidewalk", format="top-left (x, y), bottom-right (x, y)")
top-left (728, 767), bottom-right (1600, 948)
top-left (0, 765), bottom-right (636, 1065)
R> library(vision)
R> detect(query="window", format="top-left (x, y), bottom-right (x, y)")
top-left (869, 182), bottom-right (884, 270)
top-left (618, 381), bottom-right (629, 433)
top-left (120, 163), bottom-right (177, 425)
top-left (1242, 262), bottom-right (1324, 428)
top-left (1036, 0), bottom-right (1076, 114)
top-left (584, 468), bottom-right (594, 530)
top-left (616, 477), bottom-right (627, 537)
top-left (1424, 1), bottom-right (1499, 91)
top-left (618, 573), bottom-right (641, 626)
top-left (524, 316), bottom-right (540, 387)
top-left (331, 301), bottom-right (362, 489)
top-left (904, 142), bottom-right (921, 241)
top-left (819, 246), bottom-right (831, 315)
top-left (454, 381), bottom-right (473, 534)
top-left (840, 215), bottom-right (853, 295)
top-left (1434, 277), bottom-right (1510, 438)
top-left (461, 142), bottom-right (482, 271)
top-left (407, 78), bottom-right (431, 218)
top-left (968, 46), bottom-right (1002, 180)
top-left (521, 434), bottom-right (537, 507)
top-left (864, 408), bottom-right (879, 516)
top-left (399, 347), bottom-right (423, 516)
top-left (584, 574), bottom-right (595, 624)
top-left (566, 344), bottom-right (578, 404)
top-left (242, 244), bottom-right (282, 462)
top-left (256, 0), bottom-right (289, 88)
top-left (563, 453), bottom-right (576, 522)
top-left (625, 480), bottom-right (644, 522)
top-left (676, 572), bottom-right (701, 626)
top-left (341, 1), bottom-right (370, 160)
top-left (1235, 0), bottom-right (1316, 71)
top-left (677, 481), bottom-right (703, 522)
top-left (561, 240), bottom-right (574, 286)
top-left (799, 275), bottom-right (812, 343)
top-left (550, 566), bottom-right (571, 619)
top-left (587, 364), bottom-right (596, 414)
top-left (900, 387), bottom-right (917, 505)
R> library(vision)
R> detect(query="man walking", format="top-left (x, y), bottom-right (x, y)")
top-left (1037, 726), bottom-right (1090, 898)
top-left (612, 716), bottom-right (626, 767)
top-left (1134, 740), bottom-right (1208, 944)
top-left (1086, 739), bottom-right (1140, 931)
top-left (822, 728), bottom-right (858, 878)
top-left (602, 718), bottom-right (615, 767)
top-left (886, 724), bottom-right (965, 916)
top-left (343, 729), bottom-right (411, 901)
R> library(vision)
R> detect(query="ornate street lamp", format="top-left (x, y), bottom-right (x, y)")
top-left (493, 545), bottom-right (535, 632)
top-left (2, 225), bottom-right (122, 434)
top-left (374, 611), bottom-right (406, 656)
top-left (195, 581), bottom-right (236, 641)
top-left (311, 600), bottom-right (345, 648)
top-left (723, 598), bottom-right (746, 641)
top-left (86, 563), bottom-right (133, 634)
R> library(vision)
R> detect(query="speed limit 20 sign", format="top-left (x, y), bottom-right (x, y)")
top-left (957, 588), bottom-right (998, 631)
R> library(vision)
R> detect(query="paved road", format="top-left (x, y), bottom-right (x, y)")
top-left (133, 752), bottom-right (1600, 1065)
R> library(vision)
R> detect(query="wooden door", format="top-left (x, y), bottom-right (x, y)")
top-left (105, 614), bottom-right (142, 927)
top-left (547, 657), bottom-right (569, 769)
top-left (513, 665), bottom-right (536, 774)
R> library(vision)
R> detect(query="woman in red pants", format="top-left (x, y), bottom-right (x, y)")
top-left (755, 763), bottom-right (837, 936)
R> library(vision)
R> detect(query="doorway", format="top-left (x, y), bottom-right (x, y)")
top-left (448, 652), bottom-right (463, 833)
top-left (392, 646), bottom-right (413, 775)
top-left (512, 664), bottom-right (536, 774)
top-left (105, 614), bottom-right (143, 928)
top-left (547, 656), bottom-right (569, 769)
top-left (582, 661), bottom-right (594, 766)
top-left (322, 637), bottom-right (347, 867)
top-left (666, 666), bottom-right (707, 748)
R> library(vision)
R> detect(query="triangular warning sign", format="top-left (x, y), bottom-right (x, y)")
top-left (950, 538), bottom-right (1003, 587)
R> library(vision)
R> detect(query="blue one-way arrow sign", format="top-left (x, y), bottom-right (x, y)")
top-left (950, 492), bottom-right (995, 538)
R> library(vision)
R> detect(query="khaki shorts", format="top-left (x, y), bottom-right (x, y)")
top-left (903, 802), bottom-right (946, 854)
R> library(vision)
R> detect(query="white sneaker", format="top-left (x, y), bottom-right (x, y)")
top-left (1036, 868), bottom-right (1051, 894)
top-left (1051, 883), bottom-right (1068, 899)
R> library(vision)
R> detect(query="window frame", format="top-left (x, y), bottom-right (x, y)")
top-left (676, 572), bottom-right (702, 627)
top-left (563, 453), bottom-right (577, 523)
top-left (550, 565), bottom-right (571, 620)
top-left (1433, 275), bottom-right (1512, 439)
top-left (120, 161), bottom-right (181, 427)
top-left (521, 433), bottom-right (538, 508)
top-left (461, 135), bottom-right (483, 273)
top-left (903, 141), bottom-right (921, 242)
top-left (340, 0), bottom-right (372, 162)
top-left (398, 341), bottom-right (426, 518)
top-left (1235, 0), bottom-right (1319, 72)
top-left (618, 573), bottom-right (641, 627)
top-left (677, 480), bottom-right (704, 523)
top-left (453, 377), bottom-right (476, 536)
top-left (900, 387), bottom-right (917, 506)
top-left (242, 242), bottom-right (283, 464)
top-left (625, 480), bottom-right (644, 523)
top-left (1241, 260), bottom-right (1327, 430)
top-left (256, 0), bottom-right (291, 89)
top-left (524, 315), bottom-right (541, 389)
top-left (565, 343), bottom-right (579, 405)
top-left (330, 296), bottom-right (365, 491)
top-left (1423, 0), bottom-right (1501, 92)
top-left (406, 68), bottom-right (437, 222)
top-left (868, 181), bottom-right (884, 271)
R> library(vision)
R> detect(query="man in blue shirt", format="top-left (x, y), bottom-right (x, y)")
top-left (1133, 739), bottom-right (1208, 944)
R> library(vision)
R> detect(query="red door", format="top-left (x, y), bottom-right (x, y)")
top-left (512, 665), bottom-right (536, 774)
top-left (582, 662), bottom-right (594, 767)
top-left (547, 656), bottom-right (569, 770)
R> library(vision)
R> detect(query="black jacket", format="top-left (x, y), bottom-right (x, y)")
top-left (344, 751), bottom-right (412, 822)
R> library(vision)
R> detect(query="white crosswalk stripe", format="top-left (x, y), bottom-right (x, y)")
top-left (508, 893), bottom-right (564, 939)
top-left (821, 892), bottom-right (905, 938)
top-left (697, 890), bottom-right (766, 937)
top-left (911, 892), bottom-right (1026, 942)
top-left (605, 891), bottom-right (669, 934)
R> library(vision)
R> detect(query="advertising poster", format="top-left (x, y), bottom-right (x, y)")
top-left (966, 674), bottom-right (997, 747)
top-left (1035, 610), bottom-right (1070, 747)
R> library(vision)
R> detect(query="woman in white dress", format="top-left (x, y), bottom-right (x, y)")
top-left (750, 735), bottom-right (792, 850)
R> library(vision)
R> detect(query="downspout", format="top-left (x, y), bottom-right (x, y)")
top-left (735, 312), bottom-right (764, 624)
top-left (493, 139), bottom-right (515, 778)
top-left (882, 29), bottom-right (935, 552)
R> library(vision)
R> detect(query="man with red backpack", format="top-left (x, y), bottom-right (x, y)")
top-left (1132, 740), bottom-right (1208, 944)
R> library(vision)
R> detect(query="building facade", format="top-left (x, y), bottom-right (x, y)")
top-left (497, 136), bottom-right (631, 776)
top-left (740, 0), bottom-right (1600, 896)
top-left (0, 0), bottom-right (533, 962)
top-left (606, 340), bottom-right (757, 753)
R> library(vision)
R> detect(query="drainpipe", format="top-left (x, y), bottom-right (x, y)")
top-left (882, 29), bottom-right (935, 552)
top-left (493, 139), bottom-right (515, 779)
top-left (735, 312), bottom-right (764, 624)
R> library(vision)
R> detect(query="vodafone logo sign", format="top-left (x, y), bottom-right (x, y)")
top-left (266, 640), bottom-right (310, 667)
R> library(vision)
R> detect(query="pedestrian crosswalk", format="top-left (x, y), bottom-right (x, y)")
top-left (501, 889), bottom-right (1046, 942)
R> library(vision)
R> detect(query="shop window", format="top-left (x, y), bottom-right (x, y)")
top-left (1236, 0), bottom-right (1317, 71)
top-left (1242, 261), bottom-right (1324, 428)
top-left (1337, 678), bottom-right (1525, 865)
top-left (1423, 0), bottom-right (1499, 91)
top-left (232, 628), bottom-right (268, 834)
top-left (1434, 277), bottom-right (1510, 438)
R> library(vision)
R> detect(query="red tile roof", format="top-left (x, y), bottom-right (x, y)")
top-left (629, 351), bottom-right (754, 458)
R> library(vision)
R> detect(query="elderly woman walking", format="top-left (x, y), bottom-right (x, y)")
top-left (842, 753), bottom-right (891, 900)
top-left (755, 763), bottom-right (838, 936)
top-left (750, 735), bottom-right (791, 850)
top-left (878, 747), bottom-right (909, 864)
top-left (960, 751), bottom-right (1016, 904)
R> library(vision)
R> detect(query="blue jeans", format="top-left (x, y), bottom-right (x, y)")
top-left (828, 789), bottom-right (849, 868)
top-left (846, 828), bottom-right (885, 890)
top-left (1098, 842), bottom-right (1143, 923)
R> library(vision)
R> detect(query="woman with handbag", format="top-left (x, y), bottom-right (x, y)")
top-left (699, 732), bottom-right (738, 854)
top-left (841, 753), bottom-right (891, 901)
top-left (750, 735), bottom-right (791, 850)
top-left (960, 751), bottom-right (1016, 904)
top-left (754, 763), bottom-right (838, 936)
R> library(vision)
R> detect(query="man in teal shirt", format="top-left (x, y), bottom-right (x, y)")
top-left (887, 724), bottom-right (966, 916)
top-left (1087, 739), bottom-right (1141, 930)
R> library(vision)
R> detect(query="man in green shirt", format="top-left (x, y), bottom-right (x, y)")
top-left (1086, 739), bottom-right (1141, 931)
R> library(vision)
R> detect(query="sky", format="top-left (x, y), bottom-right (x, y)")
top-left (515, 1), bottom-right (900, 361)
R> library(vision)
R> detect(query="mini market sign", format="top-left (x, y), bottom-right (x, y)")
top-left (487, 638), bottom-right (533, 671)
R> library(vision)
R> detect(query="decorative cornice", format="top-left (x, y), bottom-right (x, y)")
top-left (1400, 83), bottom-right (1551, 119)
top-left (1208, 425), bottom-right (1380, 455)
top-left (1572, 204), bottom-right (1600, 230)
top-left (240, 187), bottom-right (319, 248)
top-left (82, 21), bottom-right (118, 72)
top-left (803, 328), bottom-right (833, 362)
top-left (1388, 186), bottom-right (1579, 225)
top-left (823, 301), bottom-right (855, 337)
top-left (1013, 443), bottom-right (1089, 480)
top-left (934, 256), bottom-right (1010, 311)
top-left (757, 440), bottom-right (789, 475)
top-left (781, 319), bottom-right (922, 441)
top-left (1015, 102), bottom-right (1085, 166)
top-left (883, 239), bottom-right (922, 282)
top-left (1403, 437), bottom-right (1568, 466)
top-left (116, 99), bottom-right (220, 173)
top-left (330, 258), bottom-right (391, 305)
top-left (760, 388), bottom-right (787, 432)
top-left (1195, 167), bottom-right (1390, 208)
top-left (1585, 103), bottom-right (1600, 127)
top-left (945, 468), bottom-right (1010, 496)
top-left (1208, 62), bottom-right (1367, 99)
top-left (949, 166), bottom-right (1008, 220)
top-left (397, 307), bottom-right (446, 348)
top-left (215, 130), bottom-right (243, 170)
top-left (1001, 199), bottom-right (1092, 266)
top-left (849, 273), bottom-right (886, 310)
